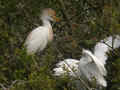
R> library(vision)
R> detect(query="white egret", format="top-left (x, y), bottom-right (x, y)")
top-left (24, 8), bottom-right (59, 54)
top-left (53, 35), bottom-right (120, 88)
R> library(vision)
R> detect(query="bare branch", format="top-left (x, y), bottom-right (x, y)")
top-left (9, 80), bottom-right (26, 89)
top-left (0, 80), bottom-right (28, 90)
top-left (0, 83), bottom-right (6, 90)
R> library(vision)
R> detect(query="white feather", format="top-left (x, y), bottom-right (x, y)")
top-left (79, 49), bottom-right (107, 87)
top-left (53, 59), bottom-right (79, 76)
top-left (24, 26), bottom-right (49, 54)
top-left (94, 35), bottom-right (120, 65)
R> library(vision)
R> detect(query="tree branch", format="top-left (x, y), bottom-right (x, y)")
top-left (0, 83), bottom-right (6, 90)
top-left (0, 80), bottom-right (28, 90)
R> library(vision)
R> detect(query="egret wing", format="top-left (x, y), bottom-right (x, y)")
top-left (94, 35), bottom-right (120, 65)
top-left (79, 50), bottom-right (107, 87)
top-left (24, 26), bottom-right (49, 54)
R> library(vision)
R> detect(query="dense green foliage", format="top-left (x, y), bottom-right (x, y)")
top-left (0, 0), bottom-right (120, 90)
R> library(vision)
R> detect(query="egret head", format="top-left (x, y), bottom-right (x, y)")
top-left (80, 49), bottom-right (94, 63)
top-left (82, 49), bottom-right (89, 56)
top-left (41, 8), bottom-right (59, 22)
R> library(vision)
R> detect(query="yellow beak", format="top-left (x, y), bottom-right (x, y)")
top-left (52, 16), bottom-right (60, 22)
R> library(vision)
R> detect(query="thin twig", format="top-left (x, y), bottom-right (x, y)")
top-left (102, 36), bottom-right (120, 56)
top-left (31, 55), bottom-right (41, 72)
top-left (0, 80), bottom-right (28, 90)
top-left (9, 80), bottom-right (27, 89)
top-left (0, 83), bottom-right (6, 90)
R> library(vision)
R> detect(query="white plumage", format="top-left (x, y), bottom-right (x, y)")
top-left (53, 35), bottom-right (120, 88)
top-left (94, 35), bottom-right (120, 65)
top-left (53, 59), bottom-right (80, 77)
top-left (25, 27), bottom-right (49, 54)
top-left (24, 8), bottom-right (59, 54)
top-left (79, 49), bottom-right (107, 87)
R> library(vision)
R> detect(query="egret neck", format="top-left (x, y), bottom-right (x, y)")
top-left (42, 19), bottom-right (53, 42)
